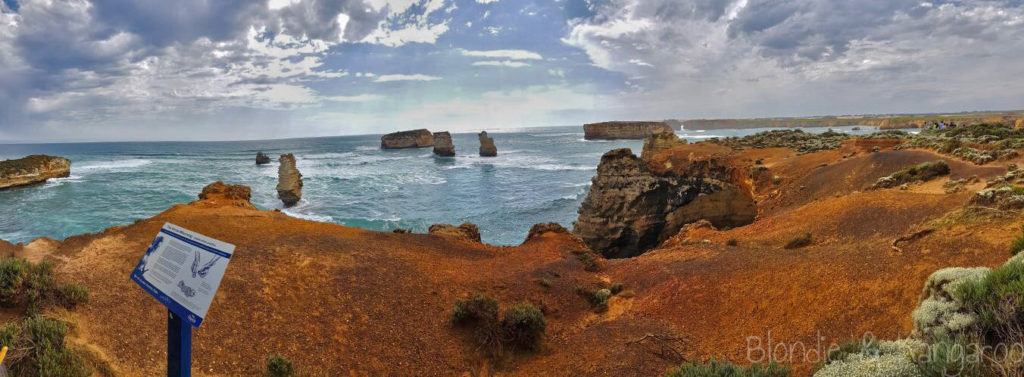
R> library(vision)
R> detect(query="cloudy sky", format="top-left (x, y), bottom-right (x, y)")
top-left (1, 0), bottom-right (1023, 142)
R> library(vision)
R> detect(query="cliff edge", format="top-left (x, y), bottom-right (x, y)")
top-left (583, 121), bottom-right (673, 140)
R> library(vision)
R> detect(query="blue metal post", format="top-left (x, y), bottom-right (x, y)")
top-left (167, 310), bottom-right (192, 377)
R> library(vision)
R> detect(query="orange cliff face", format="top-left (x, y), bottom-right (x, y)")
top-left (8, 141), bottom-right (1024, 376)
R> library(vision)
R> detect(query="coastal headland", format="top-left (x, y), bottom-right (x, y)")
top-left (6, 124), bottom-right (1024, 375)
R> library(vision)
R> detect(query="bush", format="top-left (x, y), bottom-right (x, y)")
top-left (871, 161), bottom-right (950, 190)
top-left (451, 294), bottom-right (500, 325)
top-left (914, 336), bottom-right (980, 377)
top-left (609, 283), bottom-right (624, 295)
top-left (727, 238), bottom-right (738, 246)
top-left (0, 258), bottom-right (28, 304)
top-left (666, 359), bottom-right (790, 377)
top-left (451, 294), bottom-right (503, 353)
top-left (58, 283), bottom-right (89, 308)
top-left (573, 250), bottom-right (601, 272)
top-left (1011, 227), bottom-right (1024, 257)
top-left (501, 302), bottom-right (546, 351)
top-left (784, 233), bottom-right (812, 249)
top-left (266, 354), bottom-right (295, 377)
top-left (954, 261), bottom-right (1024, 375)
top-left (825, 339), bottom-right (879, 364)
top-left (7, 316), bottom-right (90, 377)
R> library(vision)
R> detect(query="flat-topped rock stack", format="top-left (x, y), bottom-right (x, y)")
top-left (276, 154), bottom-right (303, 207)
top-left (0, 155), bottom-right (71, 189)
top-left (255, 152), bottom-right (271, 165)
top-left (433, 132), bottom-right (455, 157)
top-left (583, 121), bottom-right (674, 140)
top-left (381, 129), bottom-right (434, 149)
top-left (640, 131), bottom-right (686, 161)
top-left (478, 131), bottom-right (497, 157)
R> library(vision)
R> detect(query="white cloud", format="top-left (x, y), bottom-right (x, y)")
top-left (460, 49), bottom-right (542, 60)
top-left (323, 94), bottom-right (384, 102)
top-left (362, 21), bottom-right (450, 46)
top-left (373, 73), bottom-right (442, 82)
top-left (472, 60), bottom-right (530, 68)
top-left (476, 0), bottom-right (500, 3)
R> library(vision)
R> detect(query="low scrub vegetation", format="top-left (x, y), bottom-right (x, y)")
top-left (0, 316), bottom-right (90, 377)
top-left (870, 160), bottom-right (950, 190)
top-left (783, 233), bottom-right (812, 249)
top-left (0, 257), bottom-right (94, 376)
top-left (0, 258), bottom-right (89, 316)
top-left (266, 354), bottom-right (295, 377)
top-left (666, 359), bottom-right (790, 377)
top-left (1011, 227), bottom-right (1024, 256)
top-left (451, 295), bottom-right (546, 354)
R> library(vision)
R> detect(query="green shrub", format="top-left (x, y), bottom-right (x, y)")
top-left (58, 283), bottom-right (89, 308)
top-left (0, 258), bottom-right (28, 304)
top-left (451, 294), bottom-right (499, 325)
top-left (8, 316), bottom-right (89, 377)
top-left (784, 234), bottom-right (812, 249)
top-left (501, 302), bottom-right (545, 351)
top-left (576, 286), bottom-right (611, 312)
top-left (666, 359), bottom-right (790, 377)
top-left (0, 322), bottom-right (19, 346)
top-left (1011, 228), bottom-right (1024, 257)
top-left (451, 294), bottom-right (503, 353)
top-left (954, 261), bottom-right (1024, 375)
top-left (573, 250), bottom-right (600, 272)
top-left (266, 354), bottom-right (295, 377)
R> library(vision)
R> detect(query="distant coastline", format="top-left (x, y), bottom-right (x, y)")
top-left (681, 110), bottom-right (1024, 130)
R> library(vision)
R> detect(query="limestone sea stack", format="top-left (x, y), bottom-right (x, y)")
top-left (573, 144), bottom-right (756, 258)
top-left (381, 129), bottom-right (434, 149)
top-left (276, 154), bottom-right (303, 207)
top-left (433, 131), bottom-right (455, 157)
top-left (478, 131), bottom-right (497, 157)
top-left (428, 223), bottom-right (482, 243)
top-left (583, 121), bottom-right (674, 140)
top-left (640, 131), bottom-right (686, 161)
top-left (256, 152), bottom-right (271, 165)
top-left (0, 155), bottom-right (71, 190)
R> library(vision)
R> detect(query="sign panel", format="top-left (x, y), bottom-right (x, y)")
top-left (131, 223), bottom-right (234, 327)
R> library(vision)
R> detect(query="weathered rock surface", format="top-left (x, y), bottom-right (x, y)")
top-left (433, 131), bottom-right (455, 157)
top-left (640, 131), bottom-right (686, 161)
top-left (0, 155), bottom-right (71, 189)
top-left (199, 182), bottom-right (252, 201)
top-left (574, 145), bottom-right (757, 258)
top-left (276, 154), bottom-right (303, 207)
top-left (524, 223), bottom-right (570, 243)
top-left (478, 131), bottom-right (497, 157)
top-left (381, 129), bottom-right (434, 149)
top-left (428, 222), bottom-right (481, 243)
top-left (256, 152), bottom-right (271, 165)
top-left (583, 121), bottom-right (674, 140)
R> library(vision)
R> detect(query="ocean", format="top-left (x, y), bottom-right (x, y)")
top-left (0, 125), bottom-right (882, 245)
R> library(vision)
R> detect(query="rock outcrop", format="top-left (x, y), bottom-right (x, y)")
top-left (574, 145), bottom-right (756, 258)
top-left (276, 154), bottom-right (303, 207)
top-left (433, 131), bottom-right (455, 157)
top-left (428, 223), bottom-right (481, 243)
top-left (0, 155), bottom-right (71, 190)
top-left (524, 223), bottom-right (570, 243)
top-left (381, 129), bottom-right (434, 149)
top-left (256, 152), bottom-right (271, 165)
top-left (478, 131), bottom-right (497, 157)
top-left (199, 182), bottom-right (252, 201)
top-left (640, 132), bottom-right (686, 161)
top-left (583, 121), bottom-right (674, 140)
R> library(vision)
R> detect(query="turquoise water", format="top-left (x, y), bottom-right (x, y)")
top-left (0, 126), bottom-right (881, 245)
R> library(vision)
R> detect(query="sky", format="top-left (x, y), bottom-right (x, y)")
top-left (1, 0), bottom-right (1024, 142)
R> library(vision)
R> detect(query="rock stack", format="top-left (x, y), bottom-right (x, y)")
top-left (255, 152), bottom-right (271, 165)
top-left (276, 154), bottom-right (303, 207)
top-left (428, 223), bottom-right (481, 243)
top-left (0, 155), bottom-right (71, 189)
top-left (381, 129), bottom-right (434, 149)
top-left (478, 131), bottom-right (497, 157)
top-left (432, 132), bottom-right (455, 157)
top-left (582, 121), bottom-right (674, 140)
top-left (573, 145), bottom-right (756, 258)
top-left (640, 131), bottom-right (686, 161)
